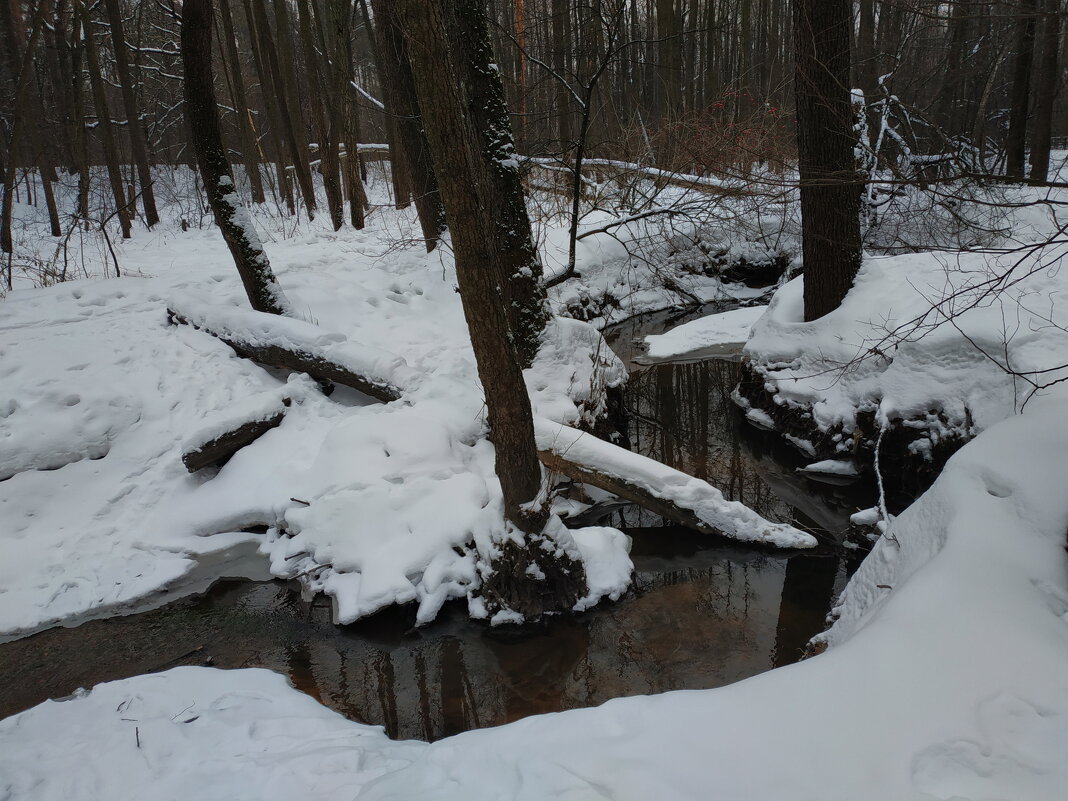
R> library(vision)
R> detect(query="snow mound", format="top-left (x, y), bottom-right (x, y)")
top-left (745, 241), bottom-right (1068, 439)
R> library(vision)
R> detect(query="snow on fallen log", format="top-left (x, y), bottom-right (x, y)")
top-left (522, 156), bottom-right (747, 195)
top-left (181, 389), bottom-right (290, 472)
top-left (535, 419), bottom-right (817, 549)
top-left (643, 305), bottom-right (767, 360)
top-left (167, 295), bottom-right (416, 402)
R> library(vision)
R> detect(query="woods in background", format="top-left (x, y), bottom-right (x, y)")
top-left (1, 1), bottom-right (1066, 266)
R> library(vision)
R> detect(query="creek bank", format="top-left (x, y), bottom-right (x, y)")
top-left (733, 360), bottom-right (972, 503)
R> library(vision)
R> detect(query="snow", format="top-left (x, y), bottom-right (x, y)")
top-left (0, 667), bottom-right (421, 801)
top-left (5, 397), bottom-right (1067, 800)
top-left (180, 383), bottom-right (292, 455)
top-left (799, 458), bottom-right (860, 477)
top-left (643, 304), bottom-right (766, 359)
top-left (0, 173), bottom-right (635, 637)
top-left (744, 232), bottom-right (1068, 445)
top-left (535, 418), bottom-right (817, 549)
top-left (6, 157), bottom-right (1068, 801)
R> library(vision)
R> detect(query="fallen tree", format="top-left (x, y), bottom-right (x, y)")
top-left (535, 418), bottom-right (817, 549)
top-left (167, 296), bottom-right (415, 403)
top-left (181, 391), bottom-right (289, 472)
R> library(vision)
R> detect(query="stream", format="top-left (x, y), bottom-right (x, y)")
top-left (0, 303), bottom-right (876, 741)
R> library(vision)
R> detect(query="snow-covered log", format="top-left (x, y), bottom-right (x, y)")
top-left (535, 419), bottom-right (818, 549)
top-left (167, 296), bottom-right (415, 402)
top-left (180, 391), bottom-right (289, 472)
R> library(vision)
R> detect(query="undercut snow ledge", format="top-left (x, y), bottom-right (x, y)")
top-left (535, 418), bottom-right (817, 549)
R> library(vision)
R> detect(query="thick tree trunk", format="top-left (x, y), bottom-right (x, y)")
top-left (103, 0), bottom-right (160, 227)
top-left (180, 0), bottom-right (291, 316)
top-left (1028, 0), bottom-right (1062, 183)
top-left (1006, 0), bottom-right (1038, 178)
top-left (372, 0), bottom-right (445, 249)
top-left (445, 0), bottom-right (547, 367)
top-left (394, 0), bottom-right (586, 615)
top-left (793, 0), bottom-right (862, 321)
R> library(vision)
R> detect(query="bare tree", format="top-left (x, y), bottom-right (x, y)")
top-left (395, 0), bottom-right (585, 616)
top-left (103, 0), bottom-right (160, 227)
top-left (181, 0), bottom-right (291, 316)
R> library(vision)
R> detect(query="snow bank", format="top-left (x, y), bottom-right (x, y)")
top-left (744, 239), bottom-right (1068, 443)
top-left (0, 667), bottom-right (419, 801)
top-left (6, 398), bottom-right (1067, 800)
top-left (643, 304), bottom-right (766, 359)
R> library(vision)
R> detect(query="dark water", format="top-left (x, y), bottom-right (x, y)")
top-left (0, 308), bottom-right (875, 740)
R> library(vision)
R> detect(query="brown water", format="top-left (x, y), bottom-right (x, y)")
top-left (0, 307), bottom-right (875, 741)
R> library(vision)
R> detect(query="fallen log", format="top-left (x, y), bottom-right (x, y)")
top-left (167, 296), bottom-right (415, 403)
top-left (535, 418), bottom-right (817, 549)
top-left (182, 411), bottom-right (286, 472)
top-left (180, 390), bottom-right (291, 472)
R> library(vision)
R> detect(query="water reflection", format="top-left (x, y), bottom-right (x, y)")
top-left (0, 530), bottom-right (847, 741)
top-left (0, 340), bottom-right (876, 742)
top-left (606, 357), bottom-right (873, 538)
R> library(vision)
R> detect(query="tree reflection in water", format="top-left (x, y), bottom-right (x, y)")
top-left (0, 357), bottom-right (876, 742)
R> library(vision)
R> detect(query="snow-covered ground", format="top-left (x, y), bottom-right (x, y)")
top-left (0, 173), bottom-right (647, 637)
top-left (4, 161), bottom-right (1068, 800)
top-left (4, 397), bottom-right (1066, 800)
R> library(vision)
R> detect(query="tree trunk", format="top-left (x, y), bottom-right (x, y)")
top-left (445, 0), bottom-right (547, 367)
top-left (249, 0), bottom-right (316, 218)
top-left (394, 0), bottom-right (585, 615)
top-left (103, 0), bottom-right (160, 227)
top-left (296, 0), bottom-right (343, 230)
top-left (1006, 0), bottom-right (1038, 178)
top-left (219, 0), bottom-right (266, 203)
top-left (372, 0), bottom-right (445, 249)
top-left (1028, 0), bottom-right (1062, 183)
top-left (181, 0), bottom-right (291, 316)
top-left (80, 0), bottom-right (132, 239)
top-left (793, 0), bottom-right (862, 321)
top-left (241, 0), bottom-right (294, 213)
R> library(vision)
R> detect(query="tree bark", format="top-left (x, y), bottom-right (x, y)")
top-left (372, 0), bottom-right (445, 249)
top-left (1028, 0), bottom-right (1062, 183)
top-left (241, 0), bottom-right (295, 212)
top-left (249, 0), bottom-right (316, 218)
top-left (181, 0), bottom-right (291, 316)
top-left (80, 0), bottom-right (132, 239)
top-left (444, 0), bottom-right (548, 367)
top-left (1006, 0), bottom-right (1038, 178)
top-left (394, 0), bottom-right (586, 618)
top-left (218, 0), bottom-right (266, 203)
top-left (103, 0), bottom-right (160, 226)
top-left (793, 0), bottom-right (862, 321)
top-left (296, 0), bottom-right (343, 230)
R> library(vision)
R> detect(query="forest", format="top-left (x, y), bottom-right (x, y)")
top-left (1, 1), bottom-right (1067, 800)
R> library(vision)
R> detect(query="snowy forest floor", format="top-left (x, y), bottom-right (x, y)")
top-left (2, 163), bottom-right (1068, 799)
